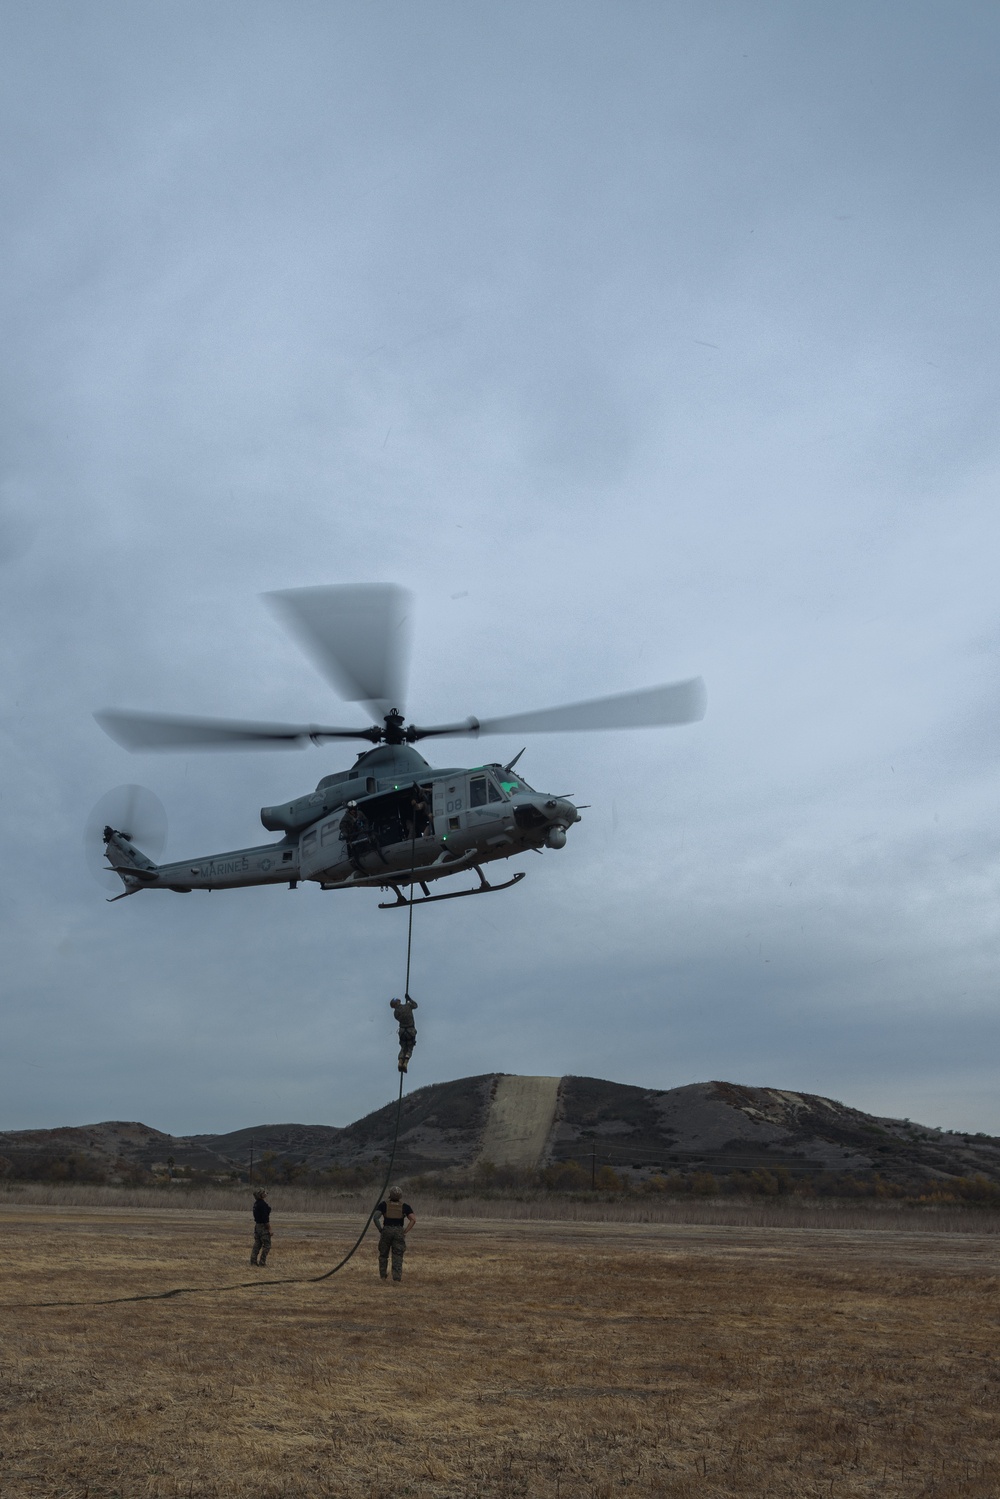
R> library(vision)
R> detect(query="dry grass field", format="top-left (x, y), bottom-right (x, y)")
top-left (3, 1203), bottom-right (1000, 1498)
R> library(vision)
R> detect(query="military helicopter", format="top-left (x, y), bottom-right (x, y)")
top-left (91, 584), bottom-right (706, 908)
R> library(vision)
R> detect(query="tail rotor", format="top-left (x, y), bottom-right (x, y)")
top-left (84, 784), bottom-right (167, 892)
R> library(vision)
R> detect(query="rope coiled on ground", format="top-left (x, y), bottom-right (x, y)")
top-left (16, 1070), bottom-right (406, 1309)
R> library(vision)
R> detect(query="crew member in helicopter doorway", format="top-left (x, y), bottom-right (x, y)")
top-left (339, 800), bottom-right (369, 872)
top-left (374, 1186), bottom-right (416, 1281)
top-left (250, 1189), bottom-right (272, 1266)
top-left (407, 786), bottom-right (432, 839)
top-left (390, 995), bottom-right (418, 1072)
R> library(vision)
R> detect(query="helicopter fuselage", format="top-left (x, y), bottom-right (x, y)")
top-left (103, 742), bottom-right (580, 904)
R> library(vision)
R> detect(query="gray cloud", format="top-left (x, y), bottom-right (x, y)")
top-left (2, 1), bottom-right (1000, 1135)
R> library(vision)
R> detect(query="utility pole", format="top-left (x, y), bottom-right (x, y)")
top-left (249, 1138), bottom-right (255, 1186)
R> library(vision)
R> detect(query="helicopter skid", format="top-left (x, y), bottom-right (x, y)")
top-left (377, 868), bottom-right (526, 909)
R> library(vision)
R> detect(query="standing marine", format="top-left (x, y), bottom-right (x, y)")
top-left (374, 1185), bottom-right (416, 1282)
top-left (390, 995), bottom-right (418, 1072)
top-left (250, 1188), bottom-right (272, 1266)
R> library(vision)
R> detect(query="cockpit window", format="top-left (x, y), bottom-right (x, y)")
top-left (493, 773), bottom-right (534, 797)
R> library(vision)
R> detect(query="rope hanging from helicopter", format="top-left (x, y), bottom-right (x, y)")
top-left (13, 834), bottom-right (424, 1311)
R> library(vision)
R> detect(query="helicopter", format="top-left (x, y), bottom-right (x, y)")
top-left (91, 584), bottom-right (706, 909)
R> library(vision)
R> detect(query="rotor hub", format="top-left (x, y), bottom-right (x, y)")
top-left (382, 708), bottom-right (407, 744)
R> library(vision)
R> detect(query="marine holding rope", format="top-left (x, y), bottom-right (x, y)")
top-left (374, 1185), bottom-right (415, 1282)
top-left (390, 995), bottom-right (418, 1073)
top-left (339, 800), bottom-right (369, 872)
top-left (250, 1189), bottom-right (272, 1266)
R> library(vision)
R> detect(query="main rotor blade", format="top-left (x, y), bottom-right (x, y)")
top-left (265, 583), bottom-right (413, 719)
top-left (410, 678), bottom-right (707, 739)
top-left (94, 709), bottom-right (380, 752)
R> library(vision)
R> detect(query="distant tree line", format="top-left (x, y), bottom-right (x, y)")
top-left (0, 1150), bottom-right (389, 1189)
top-left (424, 1158), bottom-right (1000, 1206)
top-left (0, 1152), bottom-right (147, 1185)
top-left (5, 1148), bottom-right (1000, 1206)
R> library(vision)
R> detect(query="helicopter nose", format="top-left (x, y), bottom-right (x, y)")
top-left (542, 797), bottom-right (579, 848)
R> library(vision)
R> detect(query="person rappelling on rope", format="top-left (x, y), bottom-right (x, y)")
top-left (390, 994), bottom-right (418, 1073)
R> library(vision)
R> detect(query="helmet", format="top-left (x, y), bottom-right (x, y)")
top-left (347, 800), bottom-right (357, 808)
top-left (388, 1186), bottom-right (403, 1201)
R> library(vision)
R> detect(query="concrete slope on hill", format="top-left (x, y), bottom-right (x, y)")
top-left (478, 1076), bottom-right (561, 1169)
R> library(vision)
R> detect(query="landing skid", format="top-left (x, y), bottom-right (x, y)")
top-left (378, 867), bottom-right (526, 909)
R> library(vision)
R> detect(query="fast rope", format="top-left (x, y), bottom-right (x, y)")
top-left (14, 827), bottom-right (424, 1311)
top-left (14, 1070), bottom-right (406, 1310)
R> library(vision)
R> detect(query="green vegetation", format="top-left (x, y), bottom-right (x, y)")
top-left (0, 1151), bottom-right (146, 1185)
top-left (6, 1146), bottom-right (1000, 1210)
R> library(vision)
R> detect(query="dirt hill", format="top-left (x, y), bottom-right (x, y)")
top-left (547, 1078), bottom-right (1000, 1188)
top-left (3, 1076), bottom-right (999, 1188)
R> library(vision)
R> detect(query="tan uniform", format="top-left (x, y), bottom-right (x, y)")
top-left (376, 1198), bottom-right (410, 1281)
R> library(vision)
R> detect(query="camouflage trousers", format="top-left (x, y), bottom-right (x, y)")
top-left (397, 1027), bottom-right (416, 1070)
top-left (250, 1225), bottom-right (271, 1265)
top-left (378, 1226), bottom-right (406, 1281)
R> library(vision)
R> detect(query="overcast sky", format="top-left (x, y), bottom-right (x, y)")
top-left (3, 1), bottom-right (1000, 1137)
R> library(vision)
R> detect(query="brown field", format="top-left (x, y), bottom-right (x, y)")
top-left (3, 1203), bottom-right (1000, 1498)
top-left (8, 1181), bottom-right (1000, 1233)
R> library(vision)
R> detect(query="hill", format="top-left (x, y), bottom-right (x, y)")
top-left (3, 1076), bottom-right (999, 1191)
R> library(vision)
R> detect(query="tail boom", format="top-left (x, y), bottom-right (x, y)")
top-left (102, 827), bottom-right (300, 895)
